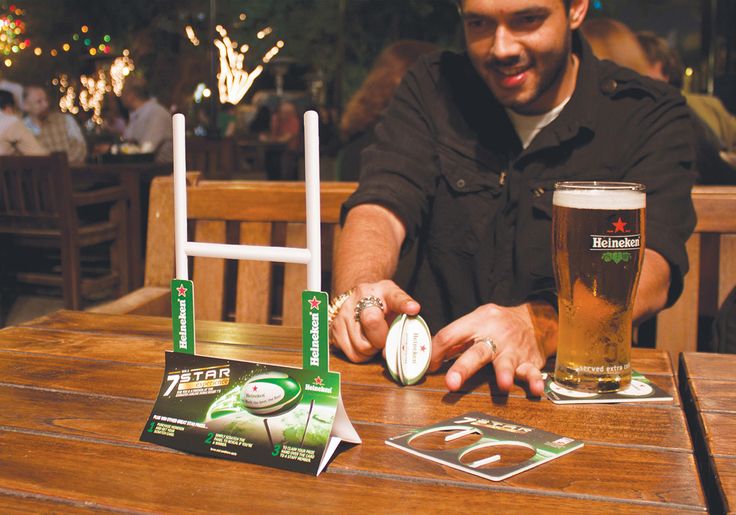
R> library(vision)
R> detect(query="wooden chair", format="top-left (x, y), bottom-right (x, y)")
top-left (656, 186), bottom-right (736, 359)
top-left (0, 153), bottom-right (130, 310)
top-left (90, 176), bottom-right (357, 326)
top-left (186, 137), bottom-right (236, 179)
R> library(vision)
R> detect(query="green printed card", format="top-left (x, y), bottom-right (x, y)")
top-left (142, 290), bottom-right (360, 475)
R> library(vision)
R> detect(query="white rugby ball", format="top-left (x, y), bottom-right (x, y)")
top-left (241, 371), bottom-right (303, 416)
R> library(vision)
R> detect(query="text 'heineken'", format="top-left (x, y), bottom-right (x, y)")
top-left (552, 182), bottom-right (646, 392)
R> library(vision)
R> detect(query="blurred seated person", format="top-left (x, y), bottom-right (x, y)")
top-left (23, 85), bottom-right (87, 164)
top-left (217, 103), bottom-right (237, 137)
top-left (102, 93), bottom-right (127, 138)
top-left (0, 90), bottom-right (47, 156)
top-left (260, 100), bottom-right (300, 180)
top-left (120, 77), bottom-right (173, 163)
top-left (637, 31), bottom-right (736, 163)
top-left (337, 40), bottom-right (438, 181)
top-left (581, 18), bottom-right (734, 184)
top-left (248, 103), bottom-right (271, 136)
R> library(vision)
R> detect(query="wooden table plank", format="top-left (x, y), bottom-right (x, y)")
top-left (18, 309), bottom-right (302, 349)
top-left (689, 380), bottom-right (736, 413)
top-left (0, 431), bottom-right (704, 513)
top-left (701, 412), bottom-right (736, 456)
top-left (679, 352), bottom-right (736, 514)
top-left (0, 385), bottom-right (704, 508)
top-left (0, 492), bottom-right (116, 514)
top-left (679, 352), bottom-right (736, 381)
top-left (712, 458), bottom-right (736, 513)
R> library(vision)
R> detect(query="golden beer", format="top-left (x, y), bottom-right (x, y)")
top-left (552, 182), bottom-right (645, 392)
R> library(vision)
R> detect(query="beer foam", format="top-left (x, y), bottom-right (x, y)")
top-left (553, 189), bottom-right (645, 210)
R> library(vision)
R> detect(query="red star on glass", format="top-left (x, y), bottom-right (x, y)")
top-left (612, 217), bottom-right (628, 233)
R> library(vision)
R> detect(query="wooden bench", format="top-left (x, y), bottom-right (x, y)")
top-left (656, 185), bottom-right (736, 359)
top-left (90, 176), bottom-right (357, 325)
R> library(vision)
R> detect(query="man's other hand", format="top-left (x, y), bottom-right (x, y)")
top-left (430, 303), bottom-right (549, 397)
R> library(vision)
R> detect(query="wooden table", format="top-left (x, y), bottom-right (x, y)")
top-left (72, 163), bottom-right (171, 289)
top-left (679, 352), bottom-right (736, 514)
top-left (0, 310), bottom-right (706, 513)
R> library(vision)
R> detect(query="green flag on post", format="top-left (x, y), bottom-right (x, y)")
top-left (171, 279), bottom-right (195, 354)
top-left (302, 290), bottom-right (329, 373)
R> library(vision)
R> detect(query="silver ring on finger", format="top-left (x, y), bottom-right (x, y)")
top-left (474, 336), bottom-right (497, 361)
top-left (354, 295), bottom-right (385, 322)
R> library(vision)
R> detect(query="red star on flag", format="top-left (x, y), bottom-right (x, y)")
top-left (314, 376), bottom-right (323, 386)
top-left (612, 217), bottom-right (628, 233)
top-left (176, 285), bottom-right (188, 296)
top-left (308, 296), bottom-right (321, 310)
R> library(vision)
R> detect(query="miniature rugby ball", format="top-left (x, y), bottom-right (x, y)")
top-left (240, 371), bottom-right (303, 416)
top-left (386, 314), bottom-right (432, 386)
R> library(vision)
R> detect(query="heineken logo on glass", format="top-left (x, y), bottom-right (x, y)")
top-left (589, 216), bottom-right (640, 263)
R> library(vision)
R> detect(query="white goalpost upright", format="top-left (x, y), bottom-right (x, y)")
top-left (171, 111), bottom-right (322, 291)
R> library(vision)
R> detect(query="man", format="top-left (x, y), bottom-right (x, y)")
top-left (330, 0), bottom-right (696, 396)
top-left (0, 89), bottom-right (47, 156)
top-left (23, 85), bottom-right (87, 164)
top-left (120, 77), bottom-right (173, 164)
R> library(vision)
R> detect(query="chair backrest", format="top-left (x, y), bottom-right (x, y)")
top-left (185, 137), bottom-right (236, 179)
top-left (0, 153), bottom-right (73, 232)
top-left (144, 176), bottom-right (357, 325)
top-left (656, 185), bottom-right (736, 357)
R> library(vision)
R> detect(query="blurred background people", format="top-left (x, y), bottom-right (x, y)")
top-left (121, 77), bottom-right (173, 163)
top-left (637, 30), bottom-right (736, 157)
top-left (217, 102), bottom-right (237, 138)
top-left (23, 85), bottom-right (87, 164)
top-left (0, 90), bottom-right (46, 156)
top-left (581, 18), bottom-right (735, 184)
top-left (260, 100), bottom-right (301, 180)
top-left (337, 40), bottom-right (438, 181)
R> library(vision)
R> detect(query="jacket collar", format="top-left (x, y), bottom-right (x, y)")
top-left (521, 31), bottom-right (601, 155)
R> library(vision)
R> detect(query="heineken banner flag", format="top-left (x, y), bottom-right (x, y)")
top-left (141, 290), bottom-right (360, 475)
top-left (171, 279), bottom-right (195, 355)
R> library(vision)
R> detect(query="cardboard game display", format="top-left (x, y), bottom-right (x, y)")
top-left (386, 412), bottom-right (583, 481)
top-left (140, 113), bottom-right (360, 475)
top-left (543, 370), bottom-right (673, 404)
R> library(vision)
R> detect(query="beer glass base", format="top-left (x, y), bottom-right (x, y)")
top-left (553, 370), bottom-right (631, 394)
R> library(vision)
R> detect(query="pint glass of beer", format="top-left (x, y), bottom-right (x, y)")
top-left (552, 182), bottom-right (646, 392)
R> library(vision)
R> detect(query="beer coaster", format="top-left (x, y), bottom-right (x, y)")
top-left (385, 314), bottom-right (431, 386)
top-left (543, 371), bottom-right (673, 404)
top-left (385, 411), bottom-right (583, 481)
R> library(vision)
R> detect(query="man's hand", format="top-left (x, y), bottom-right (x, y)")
top-left (330, 280), bottom-right (420, 363)
top-left (430, 303), bottom-right (553, 397)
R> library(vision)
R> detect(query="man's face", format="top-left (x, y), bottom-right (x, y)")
top-left (462, 0), bottom-right (586, 114)
top-left (25, 88), bottom-right (50, 118)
